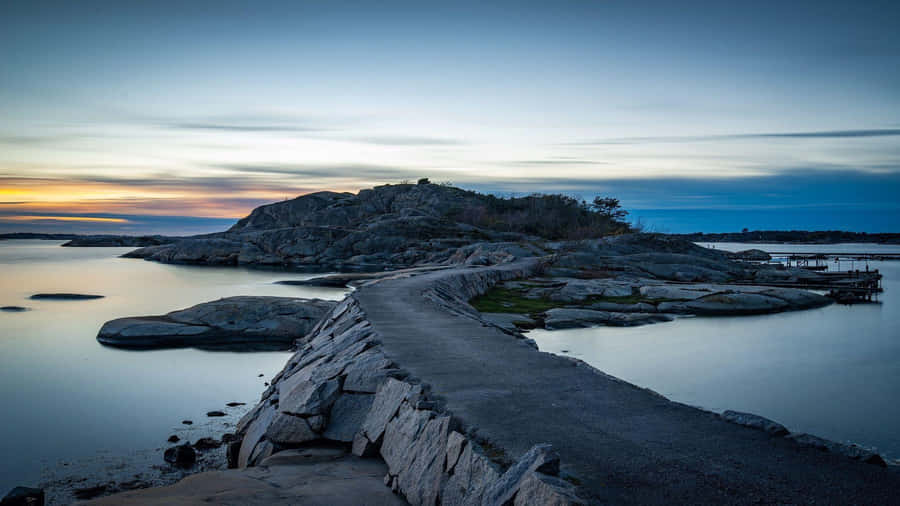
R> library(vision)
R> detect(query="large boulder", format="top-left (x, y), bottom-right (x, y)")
top-left (97, 296), bottom-right (336, 349)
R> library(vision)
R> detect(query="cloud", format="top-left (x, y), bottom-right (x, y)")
top-left (572, 128), bottom-right (900, 145)
top-left (351, 136), bottom-right (465, 146)
top-left (500, 159), bottom-right (608, 166)
top-left (166, 123), bottom-right (326, 133)
top-left (216, 163), bottom-right (443, 181)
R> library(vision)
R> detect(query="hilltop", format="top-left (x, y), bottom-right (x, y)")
top-left (124, 181), bottom-right (630, 270)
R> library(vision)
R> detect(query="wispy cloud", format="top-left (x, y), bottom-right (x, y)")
top-left (217, 163), bottom-right (441, 181)
top-left (573, 128), bottom-right (900, 145)
top-left (166, 123), bottom-right (326, 133)
top-left (351, 136), bottom-right (465, 146)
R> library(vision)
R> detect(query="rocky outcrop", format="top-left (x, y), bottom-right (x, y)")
top-left (0, 306), bottom-right (29, 312)
top-left (123, 184), bottom-right (538, 270)
top-left (728, 249), bottom-right (772, 261)
top-left (61, 235), bottom-right (180, 247)
top-left (97, 296), bottom-right (336, 349)
top-left (543, 308), bottom-right (673, 329)
top-left (476, 275), bottom-right (833, 331)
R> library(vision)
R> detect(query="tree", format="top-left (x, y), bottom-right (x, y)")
top-left (590, 197), bottom-right (628, 221)
top-left (417, 177), bottom-right (431, 185)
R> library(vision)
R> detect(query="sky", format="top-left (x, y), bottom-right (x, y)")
top-left (1, 0), bottom-right (899, 235)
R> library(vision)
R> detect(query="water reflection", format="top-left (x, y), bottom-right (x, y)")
top-left (529, 244), bottom-right (900, 461)
top-left (0, 240), bottom-right (348, 491)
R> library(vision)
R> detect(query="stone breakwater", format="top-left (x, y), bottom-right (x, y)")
top-left (227, 260), bottom-right (899, 505)
top-left (231, 261), bottom-right (583, 505)
top-left (93, 259), bottom-right (900, 505)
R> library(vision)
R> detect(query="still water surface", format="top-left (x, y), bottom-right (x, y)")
top-left (530, 242), bottom-right (900, 461)
top-left (0, 240), bottom-right (348, 492)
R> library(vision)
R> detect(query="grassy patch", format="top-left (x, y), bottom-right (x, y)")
top-left (469, 287), bottom-right (562, 315)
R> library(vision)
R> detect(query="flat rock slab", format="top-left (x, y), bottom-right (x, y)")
top-left (83, 451), bottom-right (405, 506)
top-left (97, 296), bottom-right (336, 350)
top-left (30, 293), bottom-right (104, 300)
top-left (543, 308), bottom-right (673, 329)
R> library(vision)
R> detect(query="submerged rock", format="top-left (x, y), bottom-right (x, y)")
top-left (192, 437), bottom-right (222, 450)
top-left (97, 296), bottom-right (336, 350)
top-left (163, 444), bottom-right (196, 468)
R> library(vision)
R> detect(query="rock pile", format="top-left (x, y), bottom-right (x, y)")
top-left (232, 295), bottom-right (584, 505)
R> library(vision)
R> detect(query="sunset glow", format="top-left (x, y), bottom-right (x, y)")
top-left (1, 2), bottom-right (898, 234)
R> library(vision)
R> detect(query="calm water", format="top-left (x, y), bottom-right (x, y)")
top-left (0, 240), bottom-right (348, 492)
top-left (530, 242), bottom-right (900, 461)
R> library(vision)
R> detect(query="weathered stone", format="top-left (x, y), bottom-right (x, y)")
top-left (483, 444), bottom-right (561, 506)
top-left (441, 443), bottom-right (503, 506)
top-left (380, 403), bottom-right (433, 475)
top-left (543, 308), bottom-right (672, 330)
top-left (352, 432), bottom-right (380, 457)
top-left (237, 404), bottom-right (276, 468)
top-left (97, 296), bottom-right (336, 349)
top-left (192, 437), bottom-right (222, 450)
top-left (280, 378), bottom-right (341, 416)
top-left (396, 415), bottom-right (451, 506)
top-left (278, 356), bottom-right (328, 399)
top-left (512, 472), bottom-right (584, 506)
top-left (361, 378), bottom-right (414, 443)
top-left (323, 393), bottom-right (375, 442)
top-left (248, 440), bottom-right (274, 466)
top-left (163, 443), bottom-right (196, 468)
top-left (722, 410), bottom-right (789, 436)
top-left (446, 431), bottom-right (467, 473)
top-left (265, 413), bottom-right (317, 445)
top-left (307, 414), bottom-right (326, 432)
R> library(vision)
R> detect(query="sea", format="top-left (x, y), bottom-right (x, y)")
top-left (1, 239), bottom-right (898, 495)
top-left (0, 240), bottom-right (348, 494)
top-left (529, 242), bottom-right (900, 462)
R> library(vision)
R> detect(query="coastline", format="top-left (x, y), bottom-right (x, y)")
top-left (89, 259), bottom-right (900, 505)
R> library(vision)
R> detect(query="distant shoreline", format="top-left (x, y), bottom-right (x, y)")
top-left (4, 230), bottom-right (900, 247)
top-left (673, 230), bottom-right (900, 244)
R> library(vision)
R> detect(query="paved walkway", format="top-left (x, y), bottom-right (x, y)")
top-left (355, 263), bottom-right (900, 504)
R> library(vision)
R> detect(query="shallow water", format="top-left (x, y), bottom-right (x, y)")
top-left (529, 242), bottom-right (900, 461)
top-left (0, 240), bottom-right (348, 492)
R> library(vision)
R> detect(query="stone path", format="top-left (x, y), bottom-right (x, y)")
top-left (354, 262), bottom-right (900, 504)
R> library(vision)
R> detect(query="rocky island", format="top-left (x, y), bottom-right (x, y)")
top-left (97, 296), bottom-right (336, 350)
top-left (34, 182), bottom-right (897, 504)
